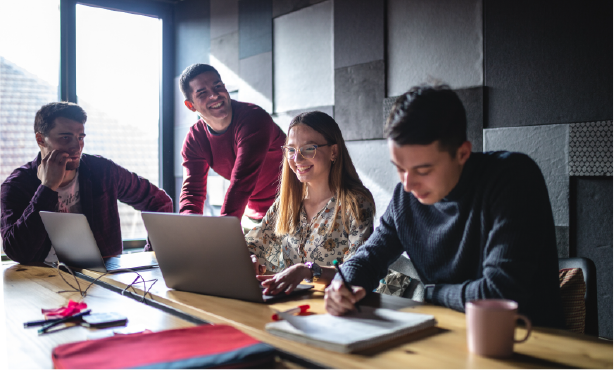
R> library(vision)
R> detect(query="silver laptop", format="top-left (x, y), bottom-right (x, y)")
top-left (39, 211), bottom-right (158, 273)
top-left (141, 212), bottom-right (313, 303)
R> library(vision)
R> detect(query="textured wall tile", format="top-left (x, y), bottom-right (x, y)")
top-left (334, 0), bottom-right (384, 69)
top-left (239, 0), bottom-right (272, 59)
top-left (346, 139), bottom-right (399, 227)
top-left (483, 125), bottom-right (569, 227)
top-left (272, 0), bottom-right (327, 18)
top-left (239, 52), bottom-right (273, 113)
top-left (573, 177), bottom-right (613, 339)
top-left (210, 31), bottom-right (240, 92)
top-left (387, 0), bottom-right (483, 96)
top-left (175, 0), bottom-right (210, 76)
top-left (210, 0), bottom-right (238, 39)
top-left (273, 1), bottom-right (333, 112)
top-left (555, 226), bottom-right (569, 258)
top-left (569, 121), bottom-right (613, 176)
top-left (382, 87), bottom-right (484, 151)
top-left (272, 105), bottom-right (334, 133)
top-left (335, 60), bottom-right (386, 141)
top-left (484, 0), bottom-right (612, 128)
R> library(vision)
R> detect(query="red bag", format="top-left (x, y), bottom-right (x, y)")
top-left (52, 324), bottom-right (276, 369)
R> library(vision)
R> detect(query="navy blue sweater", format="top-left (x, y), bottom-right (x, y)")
top-left (342, 151), bottom-right (565, 329)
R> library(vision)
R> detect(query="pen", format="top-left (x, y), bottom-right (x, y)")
top-left (24, 317), bottom-right (65, 328)
top-left (271, 305), bottom-right (310, 321)
top-left (38, 309), bottom-right (92, 335)
top-left (332, 260), bottom-right (361, 313)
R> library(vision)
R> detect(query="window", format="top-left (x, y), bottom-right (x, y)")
top-left (0, 0), bottom-right (61, 256)
top-left (0, 0), bottom-right (173, 257)
top-left (76, 4), bottom-right (162, 239)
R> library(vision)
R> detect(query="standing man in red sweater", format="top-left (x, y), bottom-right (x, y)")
top-left (179, 64), bottom-right (286, 223)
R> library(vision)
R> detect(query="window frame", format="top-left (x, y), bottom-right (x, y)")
top-left (60, 0), bottom-right (175, 205)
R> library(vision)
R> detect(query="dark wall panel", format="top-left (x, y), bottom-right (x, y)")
top-left (239, 0), bottom-right (272, 59)
top-left (335, 60), bottom-right (385, 141)
top-left (175, 0), bottom-right (210, 76)
top-left (484, 0), bottom-right (612, 128)
top-left (334, 0), bottom-right (384, 69)
top-left (573, 177), bottom-right (613, 339)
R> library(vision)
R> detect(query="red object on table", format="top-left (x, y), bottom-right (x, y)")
top-left (42, 300), bottom-right (88, 319)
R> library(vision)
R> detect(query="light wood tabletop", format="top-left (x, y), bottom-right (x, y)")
top-left (73, 253), bottom-right (613, 369)
top-left (2, 262), bottom-right (195, 369)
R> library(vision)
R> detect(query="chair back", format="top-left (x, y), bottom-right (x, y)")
top-left (558, 257), bottom-right (598, 336)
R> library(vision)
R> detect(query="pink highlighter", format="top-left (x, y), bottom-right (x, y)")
top-left (271, 305), bottom-right (310, 321)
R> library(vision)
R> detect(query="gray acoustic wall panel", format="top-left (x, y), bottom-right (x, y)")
top-left (239, 52), bottom-right (273, 113)
top-left (484, 0), bottom-right (612, 128)
top-left (210, 0), bottom-right (238, 39)
top-left (569, 121), bottom-right (613, 176)
top-left (239, 0), bottom-right (272, 59)
top-left (334, 0), bottom-right (384, 69)
top-left (483, 125), bottom-right (569, 228)
top-left (387, 0), bottom-right (483, 96)
top-left (335, 60), bottom-right (386, 141)
top-left (175, 0), bottom-right (210, 76)
top-left (346, 139), bottom-right (399, 227)
top-left (210, 31), bottom-right (240, 93)
top-left (573, 177), bottom-right (613, 339)
top-left (273, 0), bottom-right (333, 112)
top-left (382, 87), bottom-right (484, 152)
top-left (272, 0), bottom-right (327, 18)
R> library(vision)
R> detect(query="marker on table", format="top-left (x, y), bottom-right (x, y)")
top-left (38, 309), bottom-right (92, 335)
top-left (271, 305), bottom-right (310, 321)
top-left (332, 259), bottom-right (361, 313)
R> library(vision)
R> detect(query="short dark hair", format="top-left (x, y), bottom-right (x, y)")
top-left (34, 102), bottom-right (87, 137)
top-left (384, 84), bottom-right (467, 157)
top-left (179, 63), bottom-right (221, 101)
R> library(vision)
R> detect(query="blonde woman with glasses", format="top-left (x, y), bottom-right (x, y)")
top-left (245, 111), bottom-right (375, 295)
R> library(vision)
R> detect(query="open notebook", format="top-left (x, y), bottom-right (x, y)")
top-left (265, 307), bottom-right (436, 353)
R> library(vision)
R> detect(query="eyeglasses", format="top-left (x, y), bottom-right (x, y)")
top-left (282, 144), bottom-right (331, 160)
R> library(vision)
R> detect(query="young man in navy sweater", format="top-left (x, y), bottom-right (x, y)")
top-left (325, 84), bottom-right (564, 329)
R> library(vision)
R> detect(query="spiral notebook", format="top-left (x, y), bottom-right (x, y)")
top-left (265, 307), bottom-right (436, 353)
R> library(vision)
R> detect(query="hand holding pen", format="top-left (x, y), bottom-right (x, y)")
top-left (325, 260), bottom-right (366, 316)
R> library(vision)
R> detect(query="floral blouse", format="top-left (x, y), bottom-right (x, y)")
top-left (245, 196), bottom-right (375, 273)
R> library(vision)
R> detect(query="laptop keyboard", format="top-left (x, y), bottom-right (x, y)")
top-left (104, 258), bottom-right (122, 271)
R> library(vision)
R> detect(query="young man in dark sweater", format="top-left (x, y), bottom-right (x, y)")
top-left (1, 102), bottom-right (172, 264)
top-left (325, 85), bottom-right (565, 329)
top-left (178, 64), bottom-right (286, 223)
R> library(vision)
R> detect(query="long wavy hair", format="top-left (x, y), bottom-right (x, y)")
top-left (274, 111), bottom-right (374, 237)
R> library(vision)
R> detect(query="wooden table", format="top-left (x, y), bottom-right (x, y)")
top-left (73, 254), bottom-right (613, 369)
top-left (2, 262), bottom-right (195, 369)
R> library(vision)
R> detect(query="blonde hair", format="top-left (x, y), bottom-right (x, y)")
top-left (275, 111), bottom-right (374, 237)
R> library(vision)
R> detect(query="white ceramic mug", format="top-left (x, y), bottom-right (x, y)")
top-left (466, 299), bottom-right (532, 358)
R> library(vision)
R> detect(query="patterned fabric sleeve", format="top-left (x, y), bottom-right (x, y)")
top-left (343, 196), bottom-right (375, 262)
top-left (244, 202), bottom-right (285, 273)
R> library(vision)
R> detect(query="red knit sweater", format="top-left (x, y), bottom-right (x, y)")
top-left (180, 100), bottom-right (285, 219)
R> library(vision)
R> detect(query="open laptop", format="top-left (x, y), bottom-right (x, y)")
top-left (39, 211), bottom-right (158, 273)
top-left (141, 212), bottom-right (313, 303)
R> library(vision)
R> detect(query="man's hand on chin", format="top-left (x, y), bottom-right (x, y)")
top-left (38, 150), bottom-right (69, 191)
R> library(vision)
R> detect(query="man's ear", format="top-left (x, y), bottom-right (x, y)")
top-left (457, 141), bottom-right (472, 165)
top-left (35, 132), bottom-right (46, 148)
top-left (184, 100), bottom-right (196, 112)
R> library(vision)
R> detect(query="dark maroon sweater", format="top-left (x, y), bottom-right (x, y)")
top-left (1, 153), bottom-right (173, 264)
top-left (180, 100), bottom-right (285, 219)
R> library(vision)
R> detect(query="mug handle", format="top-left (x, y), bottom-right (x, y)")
top-left (514, 314), bottom-right (532, 343)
